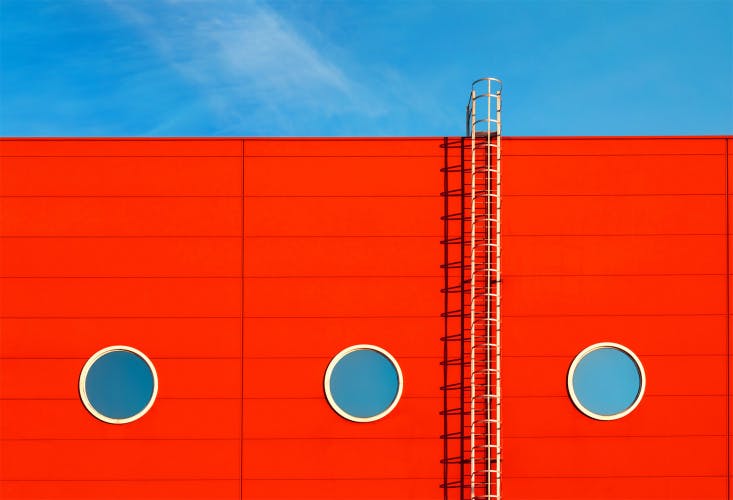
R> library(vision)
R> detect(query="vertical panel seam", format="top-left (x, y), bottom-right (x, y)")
top-left (442, 137), bottom-right (449, 500)
top-left (726, 137), bottom-right (730, 500)
top-left (240, 138), bottom-right (245, 500)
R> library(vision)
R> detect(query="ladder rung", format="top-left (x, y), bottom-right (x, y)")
top-left (474, 468), bottom-right (501, 475)
top-left (471, 419), bottom-right (501, 425)
top-left (471, 394), bottom-right (498, 401)
top-left (471, 92), bottom-right (500, 99)
top-left (472, 368), bottom-right (500, 375)
top-left (471, 392), bottom-right (500, 399)
top-left (470, 466), bottom-right (500, 475)
top-left (472, 443), bottom-right (500, 450)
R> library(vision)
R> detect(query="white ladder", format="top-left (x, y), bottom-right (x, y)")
top-left (467, 77), bottom-right (502, 500)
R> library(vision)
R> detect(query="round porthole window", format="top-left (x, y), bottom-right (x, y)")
top-left (568, 342), bottom-right (645, 420)
top-left (79, 346), bottom-right (158, 424)
top-left (324, 345), bottom-right (403, 422)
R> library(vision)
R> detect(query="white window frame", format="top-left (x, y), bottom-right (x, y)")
top-left (567, 342), bottom-right (646, 421)
top-left (324, 344), bottom-right (404, 423)
top-left (79, 345), bottom-right (159, 424)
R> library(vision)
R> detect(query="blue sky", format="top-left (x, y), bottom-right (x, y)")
top-left (1, 0), bottom-right (731, 137)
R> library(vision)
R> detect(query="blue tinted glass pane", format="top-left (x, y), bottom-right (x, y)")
top-left (329, 349), bottom-right (400, 419)
top-left (572, 347), bottom-right (641, 416)
top-left (85, 350), bottom-right (154, 419)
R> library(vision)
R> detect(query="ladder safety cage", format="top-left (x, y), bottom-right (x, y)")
top-left (466, 77), bottom-right (502, 500)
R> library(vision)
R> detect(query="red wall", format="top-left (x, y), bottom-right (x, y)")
top-left (1, 137), bottom-right (731, 499)
top-left (500, 137), bottom-right (730, 499)
top-left (1, 139), bottom-right (245, 499)
top-left (0, 138), bottom-right (448, 499)
top-left (240, 139), bottom-right (446, 499)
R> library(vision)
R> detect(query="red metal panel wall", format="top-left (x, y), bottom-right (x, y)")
top-left (728, 137), bottom-right (733, 500)
top-left (0, 137), bottom-right (451, 500)
top-left (241, 138), bottom-right (447, 499)
top-left (0, 139), bottom-right (244, 499)
top-left (2, 136), bottom-right (731, 499)
top-left (501, 137), bottom-right (730, 499)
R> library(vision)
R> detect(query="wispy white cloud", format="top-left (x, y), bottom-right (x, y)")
top-left (105, 0), bottom-right (385, 134)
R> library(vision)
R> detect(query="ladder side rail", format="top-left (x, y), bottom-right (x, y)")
top-left (494, 83), bottom-right (502, 500)
top-left (469, 88), bottom-right (478, 500)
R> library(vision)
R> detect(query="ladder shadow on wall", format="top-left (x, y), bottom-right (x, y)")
top-left (440, 136), bottom-right (471, 498)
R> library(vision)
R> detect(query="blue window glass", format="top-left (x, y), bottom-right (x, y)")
top-left (80, 347), bottom-right (157, 423)
top-left (569, 344), bottom-right (644, 419)
top-left (326, 346), bottom-right (402, 422)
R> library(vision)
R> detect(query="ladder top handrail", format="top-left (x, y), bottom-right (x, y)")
top-left (471, 77), bottom-right (503, 90)
top-left (465, 77), bottom-right (502, 137)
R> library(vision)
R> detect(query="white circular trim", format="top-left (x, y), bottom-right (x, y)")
top-left (324, 344), bottom-right (404, 423)
top-left (567, 342), bottom-right (646, 421)
top-left (79, 345), bottom-right (159, 425)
